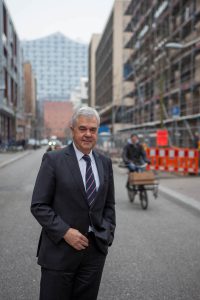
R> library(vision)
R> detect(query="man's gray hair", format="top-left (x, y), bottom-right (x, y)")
top-left (71, 106), bottom-right (100, 127)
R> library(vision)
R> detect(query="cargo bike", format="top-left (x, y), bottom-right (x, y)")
top-left (126, 164), bottom-right (159, 210)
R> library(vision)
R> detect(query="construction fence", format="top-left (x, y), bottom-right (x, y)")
top-left (96, 131), bottom-right (200, 175)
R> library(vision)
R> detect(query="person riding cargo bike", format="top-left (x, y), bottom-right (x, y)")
top-left (122, 133), bottom-right (149, 172)
top-left (122, 133), bottom-right (157, 210)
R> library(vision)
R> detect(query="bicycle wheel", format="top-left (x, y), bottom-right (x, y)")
top-left (139, 188), bottom-right (148, 210)
top-left (127, 184), bottom-right (136, 203)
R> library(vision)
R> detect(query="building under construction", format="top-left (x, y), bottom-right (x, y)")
top-left (123, 0), bottom-right (200, 147)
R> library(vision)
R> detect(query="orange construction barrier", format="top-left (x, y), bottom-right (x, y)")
top-left (166, 149), bottom-right (178, 172)
top-left (187, 149), bottom-right (199, 174)
top-left (146, 148), bottom-right (157, 170)
top-left (146, 147), bottom-right (199, 175)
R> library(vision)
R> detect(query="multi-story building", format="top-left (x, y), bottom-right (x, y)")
top-left (0, 0), bottom-right (23, 144)
top-left (95, 0), bottom-right (132, 133)
top-left (80, 77), bottom-right (88, 105)
top-left (22, 32), bottom-right (88, 101)
top-left (88, 34), bottom-right (101, 108)
top-left (70, 77), bottom-right (88, 109)
top-left (123, 0), bottom-right (200, 147)
top-left (44, 101), bottom-right (73, 142)
top-left (23, 62), bottom-right (37, 139)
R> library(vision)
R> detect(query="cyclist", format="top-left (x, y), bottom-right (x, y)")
top-left (122, 133), bottom-right (150, 172)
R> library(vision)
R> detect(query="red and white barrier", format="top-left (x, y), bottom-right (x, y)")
top-left (146, 147), bottom-right (199, 174)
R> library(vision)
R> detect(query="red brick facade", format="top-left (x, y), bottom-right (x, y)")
top-left (44, 101), bottom-right (73, 141)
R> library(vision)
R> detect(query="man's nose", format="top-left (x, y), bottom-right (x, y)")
top-left (85, 129), bottom-right (92, 136)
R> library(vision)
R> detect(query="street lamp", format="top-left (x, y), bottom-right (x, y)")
top-left (165, 42), bottom-right (184, 49)
top-left (165, 36), bottom-right (200, 49)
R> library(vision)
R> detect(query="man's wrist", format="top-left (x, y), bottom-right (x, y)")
top-left (63, 228), bottom-right (71, 238)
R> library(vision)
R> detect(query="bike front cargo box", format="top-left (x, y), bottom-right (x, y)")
top-left (129, 171), bottom-right (155, 185)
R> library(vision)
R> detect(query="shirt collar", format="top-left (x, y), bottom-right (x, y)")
top-left (73, 142), bottom-right (93, 161)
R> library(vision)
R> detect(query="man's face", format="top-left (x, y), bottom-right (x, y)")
top-left (131, 135), bottom-right (138, 144)
top-left (71, 115), bottom-right (98, 154)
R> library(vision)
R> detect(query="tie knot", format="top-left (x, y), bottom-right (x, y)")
top-left (82, 154), bottom-right (91, 163)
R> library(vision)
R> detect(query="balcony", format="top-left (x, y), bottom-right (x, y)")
top-left (124, 1), bottom-right (140, 16)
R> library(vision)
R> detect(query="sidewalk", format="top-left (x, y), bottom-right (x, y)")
top-left (0, 150), bottom-right (31, 169)
top-left (158, 172), bottom-right (200, 213)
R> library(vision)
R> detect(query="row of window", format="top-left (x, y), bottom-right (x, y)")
top-left (23, 45), bottom-right (87, 52)
top-left (24, 49), bottom-right (87, 55)
top-left (31, 63), bottom-right (87, 67)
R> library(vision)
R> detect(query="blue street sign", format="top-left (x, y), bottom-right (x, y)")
top-left (98, 125), bottom-right (110, 134)
top-left (172, 106), bottom-right (180, 118)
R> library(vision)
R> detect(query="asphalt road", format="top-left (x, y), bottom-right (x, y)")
top-left (0, 148), bottom-right (200, 300)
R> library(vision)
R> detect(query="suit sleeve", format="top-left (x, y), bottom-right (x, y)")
top-left (103, 158), bottom-right (116, 246)
top-left (31, 153), bottom-right (70, 244)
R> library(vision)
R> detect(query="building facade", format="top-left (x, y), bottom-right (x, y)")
top-left (70, 77), bottom-right (89, 109)
top-left (22, 32), bottom-right (88, 101)
top-left (0, 0), bottom-right (23, 145)
top-left (95, 0), bottom-right (131, 133)
top-left (88, 34), bottom-right (101, 108)
top-left (23, 62), bottom-right (37, 139)
top-left (123, 0), bottom-right (200, 147)
top-left (44, 101), bottom-right (73, 142)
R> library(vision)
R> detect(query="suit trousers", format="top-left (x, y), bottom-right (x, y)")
top-left (39, 233), bottom-right (107, 300)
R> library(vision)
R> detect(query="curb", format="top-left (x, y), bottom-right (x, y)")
top-left (0, 151), bottom-right (30, 169)
top-left (159, 185), bottom-right (200, 213)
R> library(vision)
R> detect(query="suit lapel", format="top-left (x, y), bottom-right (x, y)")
top-left (64, 145), bottom-right (104, 208)
top-left (64, 144), bottom-right (86, 200)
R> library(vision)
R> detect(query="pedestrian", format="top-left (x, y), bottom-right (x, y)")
top-left (31, 106), bottom-right (116, 300)
top-left (193, 132), bottom-right (200, 150)
top-left (21, 138), bottom-right (26, 150)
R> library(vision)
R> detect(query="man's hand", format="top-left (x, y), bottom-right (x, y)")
top-left (63, 228), bottom-right (89, 250)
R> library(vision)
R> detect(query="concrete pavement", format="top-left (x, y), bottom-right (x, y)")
top-left (0, 150), bottom-right (199, 213)
top-left (158, 172), bottom-right (200, 213)
top-left (0, 150), bottom-right (31, 168)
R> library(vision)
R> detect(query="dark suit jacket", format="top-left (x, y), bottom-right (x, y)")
top-left (31, 143), bottom-right (116, 271)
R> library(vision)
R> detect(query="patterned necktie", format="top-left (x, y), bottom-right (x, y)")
top-left (82, 155), bottom-right (97, 206)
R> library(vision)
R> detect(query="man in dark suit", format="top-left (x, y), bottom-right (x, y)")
top-left (31, 106), bottom-right (116, 300)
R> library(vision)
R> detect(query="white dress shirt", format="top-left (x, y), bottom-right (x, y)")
top-left (73, 143), bottom-right (100, 191)
top-left (73, 143), bottom-right (100, 232)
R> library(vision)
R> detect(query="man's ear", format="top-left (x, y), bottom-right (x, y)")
top-left (70, 127), bottom-right (74, 136)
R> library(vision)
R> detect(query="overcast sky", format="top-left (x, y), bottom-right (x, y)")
top-left (5, 0), bottom-right (115, 43)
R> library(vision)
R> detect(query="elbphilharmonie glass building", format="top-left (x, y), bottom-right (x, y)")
top-left (22, 32), bottom-right (88, 101)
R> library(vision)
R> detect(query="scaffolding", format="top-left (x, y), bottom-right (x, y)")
top-left (123, 0), bottom-right (200, 148)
